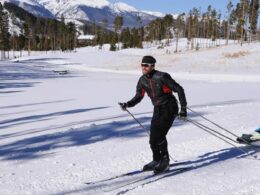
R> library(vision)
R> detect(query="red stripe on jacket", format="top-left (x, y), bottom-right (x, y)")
top-left (163, 85), bottom-right (172, 94)
top-left (141, 89), bottom-right (145, 97)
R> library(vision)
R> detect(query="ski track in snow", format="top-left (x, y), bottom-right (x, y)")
top-left (0, 43), bottom-right (260, 194)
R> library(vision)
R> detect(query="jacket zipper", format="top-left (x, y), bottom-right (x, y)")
top-left (149, 79), bottom-right (155, 98)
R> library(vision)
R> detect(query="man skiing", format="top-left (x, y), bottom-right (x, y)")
top-left (119, 56), bottom-right (187, 174)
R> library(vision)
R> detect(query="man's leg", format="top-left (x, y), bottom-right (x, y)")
top-left (158, 138), bottom-right (169, 160)
top-left (142, 141), bottom-right (160, 171)
top-left (143, 107), bottom-right (161, 171)
top-left (150, 144), bottom-right (161, 162)
top-left (157, 100), bottom-right (178, 160)
top-left (144, 107), bottom-right (171, 170)
top-left (153, 102), bottom-right (177, 173)
top-left (150, 106), bottom-right (161, 161)
top-left (152, 120), bottom-right (175, 173)
top-left (145, 101), bottom-right (177, 172)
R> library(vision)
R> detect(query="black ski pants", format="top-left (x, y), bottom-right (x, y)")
top-left (149, 98), bottom-right (178, 162)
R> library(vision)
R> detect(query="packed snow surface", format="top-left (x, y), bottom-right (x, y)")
top-left (0, 42), bottom-right (260, 194)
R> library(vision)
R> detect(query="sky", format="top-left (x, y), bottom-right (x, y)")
top-left (110, 0), bottom-right (240, 16)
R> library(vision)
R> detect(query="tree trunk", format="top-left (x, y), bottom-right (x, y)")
top-left (175, 31), bottom-right (179, 52)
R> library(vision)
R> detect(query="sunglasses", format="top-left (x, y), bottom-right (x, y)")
top-left (141, 63), bottom-right (154, 68)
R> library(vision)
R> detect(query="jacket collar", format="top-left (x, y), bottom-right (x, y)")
top-left (145, 69), bottom-right (156, 79)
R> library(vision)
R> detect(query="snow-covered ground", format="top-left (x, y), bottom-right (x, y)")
top-left (0, 42), bottom-right (260, 195)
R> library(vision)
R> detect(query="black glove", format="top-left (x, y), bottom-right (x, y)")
top-left (119, 102), bottom-right (128, 111)
top-left (179, 107), bottom-right (187, 118)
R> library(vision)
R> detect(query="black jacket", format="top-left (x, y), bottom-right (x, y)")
top-left (127, 70), bottom-right (187, 109)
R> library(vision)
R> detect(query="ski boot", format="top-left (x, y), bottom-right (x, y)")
top-left (143, 161), bottom-right (159, 171)
top-left (154, 155), bottom-right (170, 174)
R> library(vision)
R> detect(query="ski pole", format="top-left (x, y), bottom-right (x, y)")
top-left (184, 117), bottom-right (259, 161)
top-left (186, 106), bottom-right (252, 145)
top-left (188, 119), bottom-right (239, 144)
top-left (125, 109), bottom-right (150, 135)
top-left (122, 106), bottom-right (178, 162)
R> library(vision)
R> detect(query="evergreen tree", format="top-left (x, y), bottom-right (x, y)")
top-left (0, 3), bottom-right (4, 59)
top-left (0, 3), bottom-right (10, 59)
top-left (35, 17), bottom-right (42, 50)
top-left (131, 28), bottom-right (143, 48)
top-left (109, 32), bottom-right (117, 51)
top-left (23, 16), bottom-right (32, 55)
top-left (249, 0), bottom-right (259, 35)
top-left (114, 16), bottom-right (123, 33)
top-left (10, 12), bottom-right (17, 56)
top-left (163, 14), bottom-right (174, 41)
top-left (83, 23), bottom-right (88, 35)
top-left (53, 20), bottom-right (59, 51)
top-left (174, 13), bottom-right (185, 52)
top-left (96, 26), bottom-right (104, 49)
top-left (238, 0), bottom-right (250, 45)
top-left (121, 27), bottom-right (131, 48)
top-left (18, 34), bottom-right (25, 57)
top-left (60, 14), bottom-right (66, 51)
top-left (226, 1), bottom-right (234, 45)
top-left (114, 16), bottom-right (123, 49)
top-left (67, 22), bottom-right (76, 51)
top-left (206, 5), bottom-right (212, 41)
top-left (92, 20), bottom-right (97, 46)
top-left (97, 18), bottom-right (108, 49)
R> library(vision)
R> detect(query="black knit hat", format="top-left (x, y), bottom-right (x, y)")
top-left (141, 56), bottom-right (156, 65)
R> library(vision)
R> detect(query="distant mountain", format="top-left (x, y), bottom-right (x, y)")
top-left (0, 0), bottom-right (55, 18)
top-left (0, 0), bottom-right (171, 29)
top-left (34, 0), bottom-right (163, 28)
top-left (2, 2), bottom-right (60, 35)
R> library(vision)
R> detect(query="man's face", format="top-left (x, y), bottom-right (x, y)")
top-left (141, 64), bottom-right (154, 75)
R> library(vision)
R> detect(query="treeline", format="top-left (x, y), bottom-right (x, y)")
top-left (143, 0), bottom-right (260, 50)
top-left (92, 0), bottom-right (259, 51)
top-left (1, 0), bottom-right (260, 58)
top-left (91, 16), bottom-right (144, 50)
top-left (0, 2), bottom-right (77, 59)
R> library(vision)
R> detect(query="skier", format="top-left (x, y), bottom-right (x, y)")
top-left (119, 56), bottom-right (187, 174)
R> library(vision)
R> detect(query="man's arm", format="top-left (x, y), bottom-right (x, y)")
top-left (127, 78), bottom-right (145, 107)
top-left (162, 73), bottom-right (187, 109)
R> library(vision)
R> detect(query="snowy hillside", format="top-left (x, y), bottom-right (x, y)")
top-left (142, 10), bottom-right (165, 17)
top-left (36, 0), bottom-right (110, 16)
top-left (0, 43), bottom-right (260, 194)
top-left (35, 0), bottom-right (160, 27)
top-left (0, 0), bottom-right (168, 28)
top-left (0, 0), bottom-right (55, 18)
top-left (109, 2), bottom-right (138, 13)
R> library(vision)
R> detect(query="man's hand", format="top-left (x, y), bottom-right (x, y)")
top-left (119, 102), bottom-right (128, 111)
top-left (179, 107), bottom-right (187, 119)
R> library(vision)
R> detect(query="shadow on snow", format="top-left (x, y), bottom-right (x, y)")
top-left (0, 82), bottom-right (40, 90)
top-left (0, 109), bottom-right (202, 141)
top-left (0, 107), bottom-right (109, 129)
top-left (54, 146), bottom-right (260, 195)
top-left (0, 99), bottom-right (74, 109)
top-left (0, 110), bottom-right (204, 161)
top-left (0, 58), bottom-right (74, 93)
top-left (0, 116), bottom-right (150, 161)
